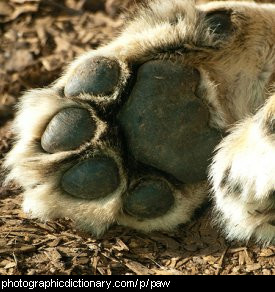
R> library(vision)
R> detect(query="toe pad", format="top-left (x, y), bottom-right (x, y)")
top-left (124, 179), bottom-right (174, 219)
top-left (61, 157), bottom-right (120, 200)
top-left (41, 107), bottom-right (96, 153)
top-left (64, 57), bottom-right (121, 97)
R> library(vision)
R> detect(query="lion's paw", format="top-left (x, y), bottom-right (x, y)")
top-left (5, 56), bottom-right (222, 236)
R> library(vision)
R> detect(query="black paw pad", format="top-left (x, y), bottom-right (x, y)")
top-left (41, 107), bottom-right (96, 153)
top-left (64, 57), bottom-right (121, 97)
top-left (118, 60), bottom-right (221, 183)
top-left (124, 179), bottom-right (174, 219)
top-left (61, 157), bottom-right (120, 199)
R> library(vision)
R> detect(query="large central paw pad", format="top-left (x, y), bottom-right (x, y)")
top-left (10, 55), bottom-right (222, 235)
top-left (118, 61), bottom-right (221, 183)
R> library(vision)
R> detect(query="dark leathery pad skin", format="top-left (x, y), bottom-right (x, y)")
top-left (64, 56), bottom-right (120, 97)
top-left (124, 180), bottom-right (174, 219)
top-left (118, 60), bottom-right (221, 183)
top-left (61, 157), bottom-right (120, 199)
top-left (41, 107), bottom-right (96, 153)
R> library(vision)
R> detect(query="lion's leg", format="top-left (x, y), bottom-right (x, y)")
top-left (210, 94), bottom-right (275, 244)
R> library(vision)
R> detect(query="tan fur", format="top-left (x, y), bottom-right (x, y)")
top-left (4, 0), bottom-right (275, 243)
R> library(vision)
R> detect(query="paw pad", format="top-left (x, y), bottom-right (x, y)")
top-left (64, 56), bottom-right (121, 97)
top-left (41, 107), bottom-right (96, 153)
top-left (124, 179), bottom-right (174, 219)
top-left (61, 156), bottom-right (120, 200)
top-left (118, 60), bottom-right (221, 183)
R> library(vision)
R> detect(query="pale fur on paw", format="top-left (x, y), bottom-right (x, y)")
top-left (210, 95), bottom-right (275, 245)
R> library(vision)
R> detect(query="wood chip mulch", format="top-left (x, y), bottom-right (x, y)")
top-left (0, 0), bottom-right (274, 275)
